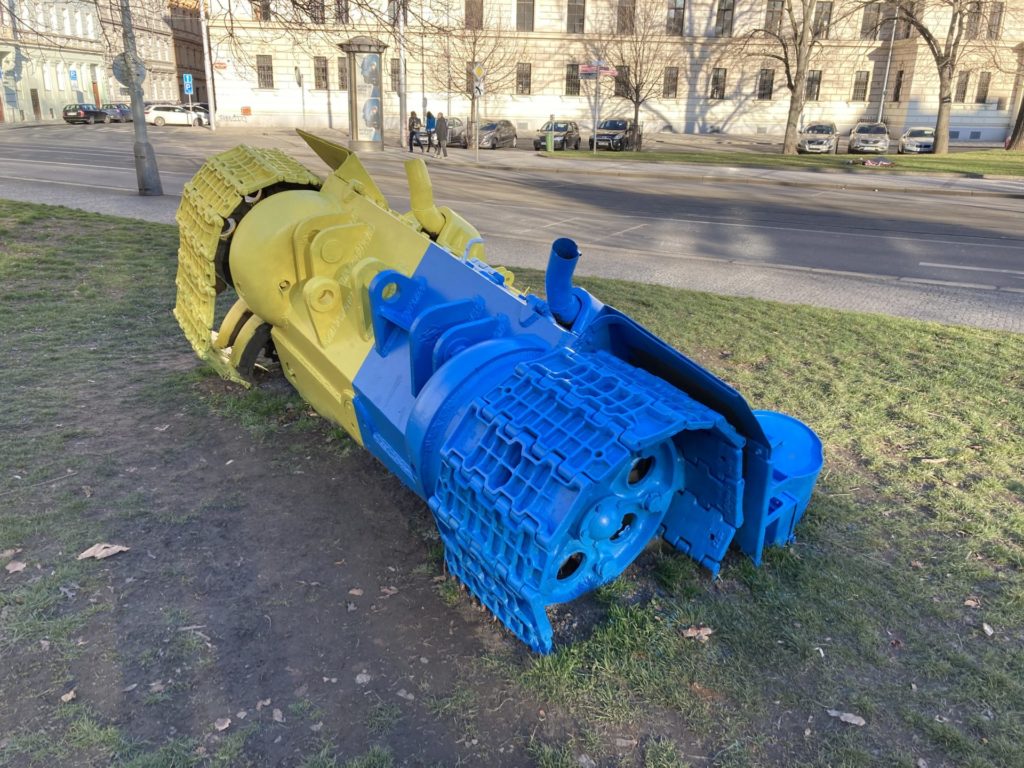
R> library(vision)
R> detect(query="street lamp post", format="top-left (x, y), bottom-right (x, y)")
top-left (118, 0), bottom-right (162, 196)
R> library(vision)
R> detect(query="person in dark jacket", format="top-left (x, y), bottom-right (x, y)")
top-left (408, 111), bottom-right (423, 152)
top-left (434, 113), bottom-right (449, 158)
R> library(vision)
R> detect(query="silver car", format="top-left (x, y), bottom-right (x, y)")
top-left (898, 127), bottom-right (935, 154)
top-left (848, 122), bottom-right (890, 154)
top-left (797, 122), bottom-right (838, 154)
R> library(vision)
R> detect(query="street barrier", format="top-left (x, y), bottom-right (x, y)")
top-left (174, 130), bottom-right (824, 652)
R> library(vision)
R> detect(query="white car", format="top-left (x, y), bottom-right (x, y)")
top-left (145, 104), bottom-right (204, 127)
top-left (898, 127), bottom-right (936, 154)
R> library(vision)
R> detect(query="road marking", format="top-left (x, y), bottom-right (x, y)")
top-left (919, 261), bottom-right (1024, 277)
top-left (598, 223), bottom-right (647, 241)
top-left (540, 216), bottom-right (577, 229)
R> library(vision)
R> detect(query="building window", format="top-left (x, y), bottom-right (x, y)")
top-left (860, 2), bottom-right (879, 39)
top-left (964, 1), bottom-right (981, 39)
top-left (517, 0), bottom-right (534, 31)
top-left (663, 66), bottom-right (678, 98)
top-left (954, 71), bottom-right (970, 103)
top-left (715, 0), bottom-right (733, 36)
top-left (308, 0), bottom-right (325, 23)
top-left (975, 71), bottom-right (990, 103)
top-left (812, 1), bottom-right (832, 38)
top-left (567, 0), bottom-right (585, 33)
top-left (618, 0), bottom-right (635, 34)
top-left (852, 70), bottom-right (869, 101)
top-left (709, 67), bottom-right (727, 99)
top-left (987, 2), bottom-right (1003, 39)
top-left (465, 0), bottom-right (483, 29)
top-left (337, 58), bottom-right (349, 90)
top-left (516, 63), bottom-right (531, 95)
top-left (256, 54), bottom-right (274, 88)
top-left (805, 69), bottom-right (821, 101)
top-left (765, 0), bottom-right (783, 35)
top-left (614, 65), bottom-right (629, 97)
top-left (252, 0), bottom-right (272, 21)
top-left (666, 0), bottom-right (684, 35)
top-left (756, 68), bottom-right (774, 100)
top-left (565, 63), bottom-right (580, 95)
top-left (335, 0), bottom-right (350, 23)
top-left (314, 56), bottom-right (328, 89)
top-left (390, 57), bottom-right (400, 92)
top-left (892, 69), bottom-right (903, 102)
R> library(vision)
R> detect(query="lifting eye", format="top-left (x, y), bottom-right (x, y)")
top-left (628, 456), bottom-right (655, 485)
top-left (557, 552), bottom-right (585, 581)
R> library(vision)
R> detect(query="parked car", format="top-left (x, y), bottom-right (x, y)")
top-left (848, 122), bottom-right (890, 153)
top-left (62, 103), bottom-right (112, 125)
top-left (101, 103), bottom-right (132, 122)
top-left (898, 126), bottom-right (936, 154)
top-left (478, 119), bottom-right (517, 149)
top-left (588, 118), bottom-right (641, 151)
top-left (145, 104), bottom-right (204, 127)
top-left (797, 122), bottom-right (838, 153)
top-left (415, 116), bottom-right (468, 149)
top-left (533, 120), bottom-right (581, 151)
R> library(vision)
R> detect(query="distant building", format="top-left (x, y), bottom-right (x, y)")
top-left (202, 0), bottom-right (1023, 142)
top-left (0, 0), bottom-right (177, 124)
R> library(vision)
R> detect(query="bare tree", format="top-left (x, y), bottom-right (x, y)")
top-left (597, 0), bottom-right (685, 149)
top-left (737, 0), bottom-right (857, 154)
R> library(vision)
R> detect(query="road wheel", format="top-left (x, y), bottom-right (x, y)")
top-left (85, 116), bottom-right (95, 125)
top-left (103, 114), bottom-right (111, 124)
top-left (512, 135), bottom-right (518, 148)
top-left (574, 139), bottom-right (580, 150)
top-left (154, 117), bottom-right (165, 127)
top-left (490, 139), bottom-right (497, 150)
top-left (193, 118), bottom-right (202, 127)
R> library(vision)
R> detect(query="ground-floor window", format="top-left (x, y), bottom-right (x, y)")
top-left (565, 63), bottom-right (580, 96)
top-left (756, 68), bottom-right (774, 100)
top-left (663, 66), bottom-right (678, 98)
top-left (851, 70), bottom-right (869, 101)
top-left (256, 55), bottom-right (274, 89)
top-left (517, 63), bottom-right (532, 95)
top-left (805, 69), bottom-right (821, 101)
top-left (709, 67), bottom-right (727, 100)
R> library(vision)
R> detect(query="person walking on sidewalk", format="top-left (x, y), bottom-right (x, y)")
top-left (408, 111), bottom-right (424, 153)
top-left (434, 113), bottom-right (449, 158)
top-left (425, 111), bottom-right (436, 152)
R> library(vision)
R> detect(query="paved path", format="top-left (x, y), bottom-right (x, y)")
top-left (2, 127), bottom-right (1022, 333)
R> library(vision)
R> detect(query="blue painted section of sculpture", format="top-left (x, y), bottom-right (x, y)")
top-left (351, 235), bottom-right (823, 653)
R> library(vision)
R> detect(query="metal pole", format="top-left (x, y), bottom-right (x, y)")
top-left (120, 0), bottom-right (162, 196)
top-left (877, 10), bottom-right (898, 123)
top-left (398, 0), bottom-right (407, 149)
top-left (592, 74), bottom-right (600, 154)
top-left (199, 0), bottom-right (216, 130)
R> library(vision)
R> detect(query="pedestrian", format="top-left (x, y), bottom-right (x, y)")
top-left (425, 111), bottom-right (436, 152)
top-left (434, 112), bottom-right (449, 158)
top-left (408, 111), bottom-right (423, 153)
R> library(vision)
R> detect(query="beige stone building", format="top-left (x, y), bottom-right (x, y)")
top-left (0, 0), bottom-right (178, 124)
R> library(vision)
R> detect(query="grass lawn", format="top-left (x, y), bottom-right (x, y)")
top-left (1, 199), bottom-right (1022, 767)
top-left (550, 148), bottom-right (1024, 178)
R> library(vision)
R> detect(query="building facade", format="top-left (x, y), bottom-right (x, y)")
top-left (0, 0), bottom-right (178, 123)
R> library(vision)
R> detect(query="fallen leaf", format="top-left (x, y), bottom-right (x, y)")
top-left (122, 683), bottom-right (137, 692)
top-left (39, 640), bottom-right (50, 652)
top-left (1, 548), bottom-right (21, 559)
top-left (919, 457), bottom-right (948, 464)
top-left (910, 560), bottom-right (924, 569)
top-left (322, 677), bottom-right (338, 683)
top-left (236, 710), bottom-right (247, 719)
top-left (355, 671), bottom-right (371, 685)
top-left (60, 689), bottom-right (77, 703)
top-left (214, 717), bottom-right (231, 732)
top-left (272, 708), bottom-right (285, 723)
top-left (346, 602), bottom-right (357, 612)
top-left (826, 709), bottom-right (866, 727)
top-left (81, 485), bottom-right (94, 498)
top-left (982, 623), bottom-right (994, 637)
top-left (964, 597), bottom-right (981, 608)
top-left (803, 728), bottom-right (811, 737)
top-left (917, 759), bottom-right (928, 768)
top-left (614, 737), bottom-right (637, 748)
top-left (397, 689), bottom-right (415, 701)
top-left (682, 626), bottom-right (714, 643)
top-left (5, 561), bottom-right (26, 574)
top-left (348, 588), bottom-right (364, 596)
top-left (77, 543), bottom-right (129, 560)
top-left (154, 425), bottom-right (170, 432)
top-left (380, 586), bottom-right (399, 597)
top-left (310, 722), bottom-right (323, 732)
top-left (149, 680), bottom-right (166, 693)
top-left (255, 698), bottom-right (271, 711)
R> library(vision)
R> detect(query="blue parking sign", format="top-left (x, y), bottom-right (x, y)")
top-left (183, 73), bottom-right (193, 85)
top-left (184, 83), bottom-right (193, 95)
top-left (70, 69), bottom-right (78, 82)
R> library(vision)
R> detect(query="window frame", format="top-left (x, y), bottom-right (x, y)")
top-left (614, 65), bottom-right (630, 98)
top-left (805, 69), bottom-right (822, 101)
top-left (987, 2), bottom-right (1003, 39)
top-left (715, 0), bottom-right (734, 37)
top-left (337, 57), bottom-right (349, 90)
top-left (812, 1), bottom-right (832, 39)
top-left (565, 63), bottom-right (580, 95)
top-left (313, 56), bottom-right (329, 90)
top-left (975, 71), bottom-right (990, 103)
top-left (335, 0), bottom-right (350, 24)
top-left (765, 0), bottom-right (783, 36)
top-left (852, 70), bottom-right (869, 101)
top-left (710, 67), bottom-right (727, 100)
top-left (256, 54), bottom-right (274, 89)
top-left (756, 67), bottom-right (774, 100)
top-left (567, 0), bottom-right (586, 34)
top-left (617, 0), bottom-right (635, 34)
top-left (954, 70), bottom-right (970, 103)
top-left (517, 0), bottom-right (534, 31)
top-left (663, 66), bottom-right (678, 98)
top-left (666, 0), bottom-right (685, 36)
top-left (516, 62), bottom-right (532, 95)
top-left (465, 0), bottom-right (483, 30)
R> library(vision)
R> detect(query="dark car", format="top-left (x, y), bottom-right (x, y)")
top-left (101, 103), bottom-right (132, 122)
top-left (797, 122), bottom-right (838, 153)
top-left (478, 119), bottom-right (517, 149)
top-left (417, 116), bottom-right (468, 149)
top-left (588, 118), bottom-right (641, 151)
top-left (62, 103), bottom-right (112, 125)
top-left (534, 120), bottom-right (581, 151)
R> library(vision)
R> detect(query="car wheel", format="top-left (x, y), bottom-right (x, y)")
top-left (154, 117), bottom-right (165, 127)
top-left (85, 116), bottom-right (95, 125)
top-left (103, 115), bottom-right (111, 124)
top-left (490, 139), bottom-right (497, 150)
top-left (512, 135), bottom-right (517, 148)
top-left (193, 118), bottom-right (202, 127)
top-left (574, 139), bottom-right (580, 150)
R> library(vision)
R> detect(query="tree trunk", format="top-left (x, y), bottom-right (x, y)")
top-left (783, 89), bottom-right (805, 155)
top-left (1008, 94), bottom-right (1024, 150)
top-left (633, 100), bottom-right (641, 150)
top-left (933, 71), bottom-right (952, 154)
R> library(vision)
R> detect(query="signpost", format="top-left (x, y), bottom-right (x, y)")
top-left (472, 63), bottom-right (485, 163)
top-left (183, 72), bottom-right (193, 109)
top-left (580, 62), bottom-right (617, 154)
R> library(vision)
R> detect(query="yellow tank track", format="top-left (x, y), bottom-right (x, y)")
top-left (174, 145), bottom-right (322, 385)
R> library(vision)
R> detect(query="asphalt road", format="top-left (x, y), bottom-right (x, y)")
top-left (2, 122), bottom-right (1023, 331)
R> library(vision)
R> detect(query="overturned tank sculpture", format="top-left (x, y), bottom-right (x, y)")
top-left (174, 131), bottom-right (823, 653)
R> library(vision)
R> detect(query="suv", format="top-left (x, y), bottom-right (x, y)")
top-left (588, 118), bottom-right (641, 151)
top-left (797, 122), bottom-right (838, 154)
top-left (848, 122), bottom-right (890, 154)
top-left (534, 120), bottom-right (581, 151)
top-left (63, 104), bottom-right (112, 125)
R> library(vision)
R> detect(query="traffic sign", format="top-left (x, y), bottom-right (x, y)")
top-left (474, 78), bottom-right (485, 97)
top-left (184, 82), bottom-right (194, 95)
top-left (112, 53), bottom-right (146, 86)
top-left (580, 62), bottom-right (618, 78)
top-left (183, 73), bottom-right (193, 85)
top-left (472, 63), bottom-right (485, 79)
